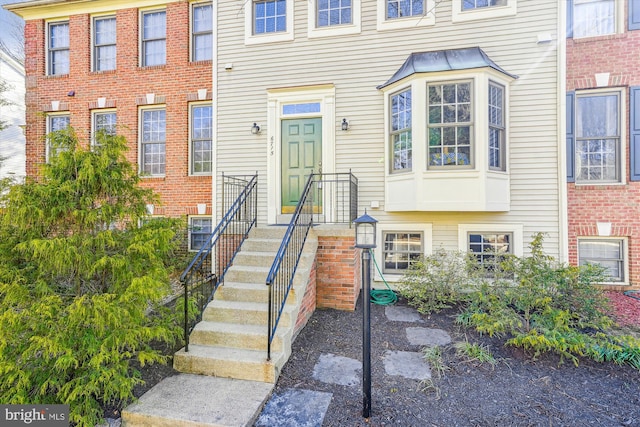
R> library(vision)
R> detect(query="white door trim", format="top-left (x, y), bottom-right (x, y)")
top-left (266, 84), bottom-right (336, 224)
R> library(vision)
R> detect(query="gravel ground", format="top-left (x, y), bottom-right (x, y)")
top-left (272, 297), bottom-right (640, 427)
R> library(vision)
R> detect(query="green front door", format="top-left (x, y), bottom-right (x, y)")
top-left (281, 118), bottom-right (322, 214)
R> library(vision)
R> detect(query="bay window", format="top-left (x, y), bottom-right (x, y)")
top-left (380, 47), bottom-right (515, 212)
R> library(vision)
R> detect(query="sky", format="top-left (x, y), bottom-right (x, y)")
top-left (0, 0), bottom-right (25, 57)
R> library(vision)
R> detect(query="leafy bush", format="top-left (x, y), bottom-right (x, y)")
top-left (457, 234), bottom-right (638, 367)
top-left (0, 129), bottom-right (184, 426)
top-left (397, 248), bottom-right (480, 314)
top-left (399, 233), bottom-right (640, 369)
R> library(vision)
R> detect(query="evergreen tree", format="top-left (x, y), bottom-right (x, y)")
top-left (0, 129), bottom-right (184, 426)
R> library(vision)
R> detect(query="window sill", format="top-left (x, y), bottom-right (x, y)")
top-left (138, 65), bottom-right (167, 71)
top-left (45, 73), bottom-right (69, 79)
top-left (90, 69), bottom-right (117, 75)
top-left (569, 32), bottom-right (627, 43)
top-left (139, 175), bottom-right (165, 180)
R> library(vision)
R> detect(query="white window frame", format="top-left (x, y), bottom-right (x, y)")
top-left (572, 0), bottom-right (623, 39)
top-left (189, 102), bottom-right (213, 175)
top-left (92, 109), bottom-right (117, 147)
top-left (574, 88), bottom-right (625, 186)
top-left (488, 81), bottom-right (505, 171)
top-left (458, 223), bottom-right (523, 258)
top-left (308, 0), bottom-right (361, 38)
top-left (390, 87), bottom-right (413, 173)
top-left (140, 8), bottom-right (166, 67)
top-left (427, 80), bottom-right (474, 170)
top-left (373, 223), bottom-right (432, 282)
top-left (47, 20), bottom-right (70, 76)
top-left (577, 237), bottom-right (628, 284)
top-left (189, 216), bottom-right (212, 251)
top-left (138, 106), bottom-right (166, 177)
top-left (384, 71), bottom-right (511, 176)
top-left (92, 15), bottom-right (116, 72)
top-left (46, 113), bottom-right (70, 162)
top-left (451, 0), bottom-right (516, 23)
top-left (191, 1), bottom-right (213, 61)
top-left (245, 0), bottom-right (294, 45)
top-left (377, 0), bottom-right (435, 31)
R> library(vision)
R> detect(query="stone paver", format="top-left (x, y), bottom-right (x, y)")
top-left (383, 350), bottom-right (431, 380)
top-left (312, 353), bottom-right (361, 386)
top-left (406, 327), bottom-right (452, 347)
top-left (385, 305), bottom-right (423, 322)
top-left (255, 388), bottom-right (333, 427)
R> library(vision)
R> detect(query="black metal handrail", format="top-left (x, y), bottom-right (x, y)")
top-left (181, 174), bottom-right (257, 352)
top-left (265, 172), bottom-right (358, 360)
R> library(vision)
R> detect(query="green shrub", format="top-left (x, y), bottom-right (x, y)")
top-left (397, 248), bottom-right (480, 314)
top-left (0, 129), bottom-right (184, 426)
top-left (458, 233), bottom-right (638, 368)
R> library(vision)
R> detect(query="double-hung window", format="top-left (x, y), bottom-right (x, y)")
top-left (254, 0), bottom-right (286, 34)
top-left (572, 0), bottom-right (615, 38)
top-left (189, 217), bottom-right (212, 251)
top-left (92, 111), bottom-right (116, 147)
top-left (575, 91), bottom-right (620, 183)
top-left (48, 21), bottom-right (69, 76)
top-left (386, 0), bottom-right (424, 19)
top-left (390, 89), bottom-right (412, 172)
top-left (93, 16), bottom-right (116, 71)
top-left (428, 81), bottom-right (472, 168)
top-left (451, 0), bottom-right (516, 22)
top-left (141, 10), bottom-right (166, 66)
top-left (140, 108), bottom-right (166, 176)
top-left (192, 3), bottom-right (212, 61)
top-left (383, 231), bottom-right (423, 274)
top-left (488, 82), bottom-right (505, 171)
top-left (191, 104), bottom-right (212, 174)
top-left (578, 238), bottom-right (625, 282)
top-left (462, 0), bottom-right (506, 10)
top-left (47, 114), bottom-right (70, 161)
top-left (317, 0), bottom-right (352, 26)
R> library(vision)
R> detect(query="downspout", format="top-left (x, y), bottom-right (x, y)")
top-left (557, 0), bottom-right (569, 264)
top-left (212, 0), bottom-right (219, 226)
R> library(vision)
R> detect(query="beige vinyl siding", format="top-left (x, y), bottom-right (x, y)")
top-left (215, 1), bottom-right (562, 257)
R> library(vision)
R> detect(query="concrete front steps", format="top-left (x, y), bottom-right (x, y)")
top-left (122, 226), bottom-right (318, 426)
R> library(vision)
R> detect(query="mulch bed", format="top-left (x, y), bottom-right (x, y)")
top-left (606, 290), bottom-right (640, 327)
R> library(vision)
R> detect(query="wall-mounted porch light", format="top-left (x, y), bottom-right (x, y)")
top-left (341, 118), bottom-right (349, 131)
top-left (251, 123), bottom-right (261, 134)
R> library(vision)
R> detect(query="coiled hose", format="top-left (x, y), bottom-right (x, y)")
top-left (368, 249), bottom-right (398, 305)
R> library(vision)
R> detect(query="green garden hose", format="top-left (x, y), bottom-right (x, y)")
top-left (368, 249), bottom-right (398, 305)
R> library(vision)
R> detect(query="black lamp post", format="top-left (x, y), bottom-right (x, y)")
top-left (353, 211), bottom-right (377, 419)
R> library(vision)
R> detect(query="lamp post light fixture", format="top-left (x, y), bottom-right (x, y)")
top-left (353, 210), bottom-right (377, 419)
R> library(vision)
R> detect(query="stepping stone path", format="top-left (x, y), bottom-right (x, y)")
top-left (257, 304), bottom-right (452, 425)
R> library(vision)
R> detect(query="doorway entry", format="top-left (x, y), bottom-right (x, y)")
top-left (281, 117), bottom-right (322, 214)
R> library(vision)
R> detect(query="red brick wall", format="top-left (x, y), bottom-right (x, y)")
top-left (315, 235), bottom-right (361, 310)
top-left (567, 5), bottom-right (640, 289)
top-left (23, 2), bottom-right (212, 218)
